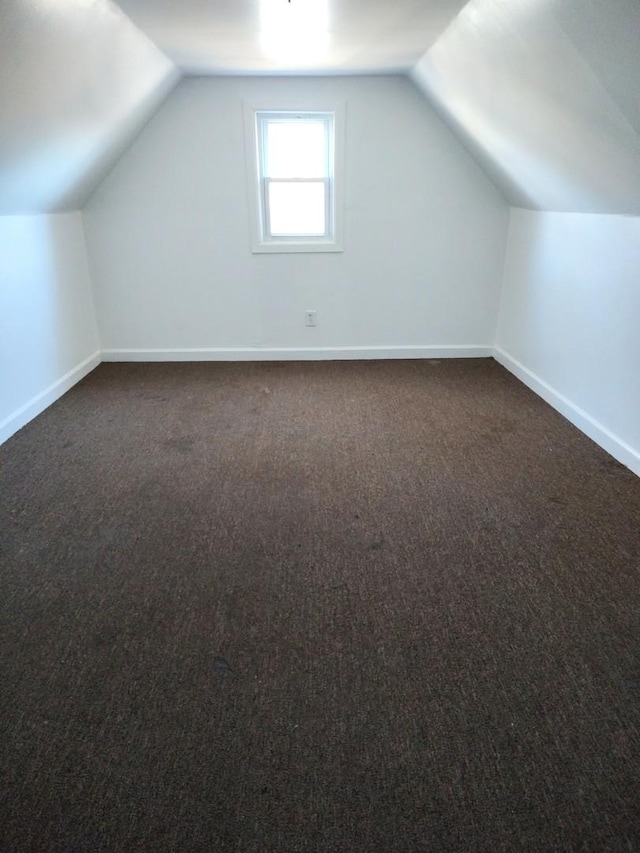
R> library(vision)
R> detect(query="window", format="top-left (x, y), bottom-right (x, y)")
top-left (244, 103), bottom-right (344, 253)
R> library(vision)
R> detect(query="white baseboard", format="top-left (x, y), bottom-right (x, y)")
top-left (494, 347), bottom-right (640, 477)
top-left (4, 346), bottom-right (637, 477)
top-left (0, 351), bottom-right (101, 446)
top-left (101, 345), bottom-right (493, 362)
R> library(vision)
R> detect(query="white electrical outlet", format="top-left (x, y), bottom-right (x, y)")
top-left (305, 310), bottom-right (317, 327)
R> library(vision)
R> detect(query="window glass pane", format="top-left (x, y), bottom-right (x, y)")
top-left (267, 181), bottom-right (326, 236)
top-left (265, 120), bottom-right (327, 179)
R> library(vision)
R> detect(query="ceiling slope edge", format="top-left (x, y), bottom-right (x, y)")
top-left (0, 0), bottom-right (180, 215)
top-left (74, 69), bottom-right (181, 212)
top-left (410, 0), bottom-right (640, 216)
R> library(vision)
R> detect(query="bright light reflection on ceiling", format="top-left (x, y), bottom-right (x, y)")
top-left (259, 0), bottom-right (330, 63)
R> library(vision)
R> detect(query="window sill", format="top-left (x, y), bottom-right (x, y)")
top-left (251, 238), bottom-right (344, 255)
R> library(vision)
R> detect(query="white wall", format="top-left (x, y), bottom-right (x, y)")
top-left (496, 209), bottom-right (640, 475)
top-left (0, 213), bottom-right (100, 444)
top-left (84, 75), bottom-right (509, 360)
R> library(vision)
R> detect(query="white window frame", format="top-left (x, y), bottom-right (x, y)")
top-left (243, 100), bottom-right (345, 254)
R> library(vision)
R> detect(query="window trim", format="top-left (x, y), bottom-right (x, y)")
top-left (243, 100), bottom-right (345, 254)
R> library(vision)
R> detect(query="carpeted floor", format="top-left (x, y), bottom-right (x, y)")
top-left (1, 358), bottom-right (639, 851)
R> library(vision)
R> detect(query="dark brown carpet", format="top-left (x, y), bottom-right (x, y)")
top-left (1, 359), bottom-right (639, 852)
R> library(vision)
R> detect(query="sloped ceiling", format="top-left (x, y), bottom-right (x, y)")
top-left (0, 0), bottom-right (179, 214)
top-left (411, 0), bottom-right (640, 215)
top-left (1, 0), bottom-right (638, 216)
top-left (110, 0), bottom-right (468, 74)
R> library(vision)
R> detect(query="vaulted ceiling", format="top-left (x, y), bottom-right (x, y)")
top-left (1, 0), bottom-right (638, 216)
top-left (411, 0), bottom-right (640, 215)
top-left (0, 0), bottom-right (179, 214)
top-left (111, 0), bottom-right (469, 74)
